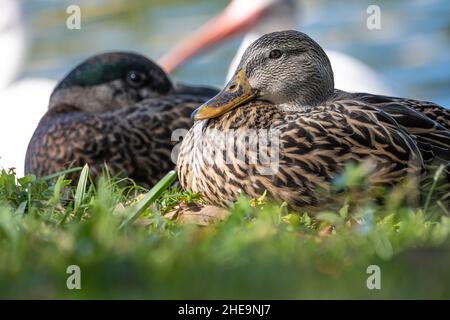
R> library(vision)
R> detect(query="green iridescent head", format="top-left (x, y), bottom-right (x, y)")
top-left (50, 52), bottom-right (173, 112)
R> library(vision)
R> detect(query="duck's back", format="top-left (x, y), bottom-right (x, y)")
top-left (342, 91), bottom-right (450, 168)
top-left (350, 92), bottom-right (450, 130)
top-left (25, 93), bottom-right (210, 186)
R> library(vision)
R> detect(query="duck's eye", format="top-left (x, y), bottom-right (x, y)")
top-left (126, 70), bottom-right (146, 87)
top-left (268, 49), bottom-right (283, 59)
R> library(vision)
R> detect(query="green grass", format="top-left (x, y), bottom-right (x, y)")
top-left (0, 165), bottom-right (449, 299)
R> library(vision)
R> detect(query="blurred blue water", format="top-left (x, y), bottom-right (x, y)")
top-left (21, 0), bottom-right (450, 106)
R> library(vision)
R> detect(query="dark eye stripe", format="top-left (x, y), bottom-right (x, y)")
top-left (286, 48), bottom-right (308, 55)
top-left (268, 48), bottom-right (307, 60)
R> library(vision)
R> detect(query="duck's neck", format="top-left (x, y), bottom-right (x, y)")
top-left (295, 87), bottom-right (334, 108)
top-left (265, 79), bottom-right (335, 110)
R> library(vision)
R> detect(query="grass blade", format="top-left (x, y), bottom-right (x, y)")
top-left (74, 164), bottom-right (89, 215)
top-left (119, 170), bottom-right (177, 230)
top-left (424, 164), bottom-right (445, 213)
top-left (46, 174), bottom-right (66, 221)
top-left (42, 167), bottom-right (83, 181)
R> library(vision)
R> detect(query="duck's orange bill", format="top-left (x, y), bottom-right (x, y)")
top-left (192, 69), bottom-right (257, 120)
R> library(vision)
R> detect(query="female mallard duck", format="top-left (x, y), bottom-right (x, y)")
top-left (177, 30), bottom-right (450, 210)
top-left (25, 52), bottom-right (218, 186)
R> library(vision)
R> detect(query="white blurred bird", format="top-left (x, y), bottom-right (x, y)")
top-left (0, 0), bottom-right (55, 177)
top-left (159, 0), bottom-right (393, 95)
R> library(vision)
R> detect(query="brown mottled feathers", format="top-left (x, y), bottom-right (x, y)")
top-left (178, 99), bottom-right (438, 210)
top-left (26, 92), bottom-right (215, 187)
top-left (348, 92), bottom-right (450, 166)
top-left (177, 30), bottom-right (450, 211)
top-left (352, 92), bottom-right (450, 130)
top-left (25, 52), bottom-right (219, 186)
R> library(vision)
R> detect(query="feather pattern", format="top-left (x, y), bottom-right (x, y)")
top-left (25, 52), bottom-right (218, 186)
top-left (177, 31), bottom-right (450, 210)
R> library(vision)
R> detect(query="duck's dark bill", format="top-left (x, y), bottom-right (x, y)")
top-left (192, 69), bottom-right (257, 120)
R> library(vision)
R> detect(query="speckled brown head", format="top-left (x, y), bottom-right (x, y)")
top-left (193, 30), bottom-right (335, 120)
top-left (49, 52), bottom-right (174, 112)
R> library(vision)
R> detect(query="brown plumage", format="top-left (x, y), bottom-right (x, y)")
top-left (177, 31), bottom-right (450, 210)
top-left (25, 52), bottom-right (218, 186)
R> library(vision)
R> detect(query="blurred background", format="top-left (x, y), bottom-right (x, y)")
top-left (1, 0), bottom-right (450, 175)
top-left (20, 0), bottom-right (450, 103)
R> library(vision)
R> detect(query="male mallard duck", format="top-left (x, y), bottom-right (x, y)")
top-left (25, 52), bottom-right (218, 186)
top-left (177, 30), bottom-right (450, 210)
